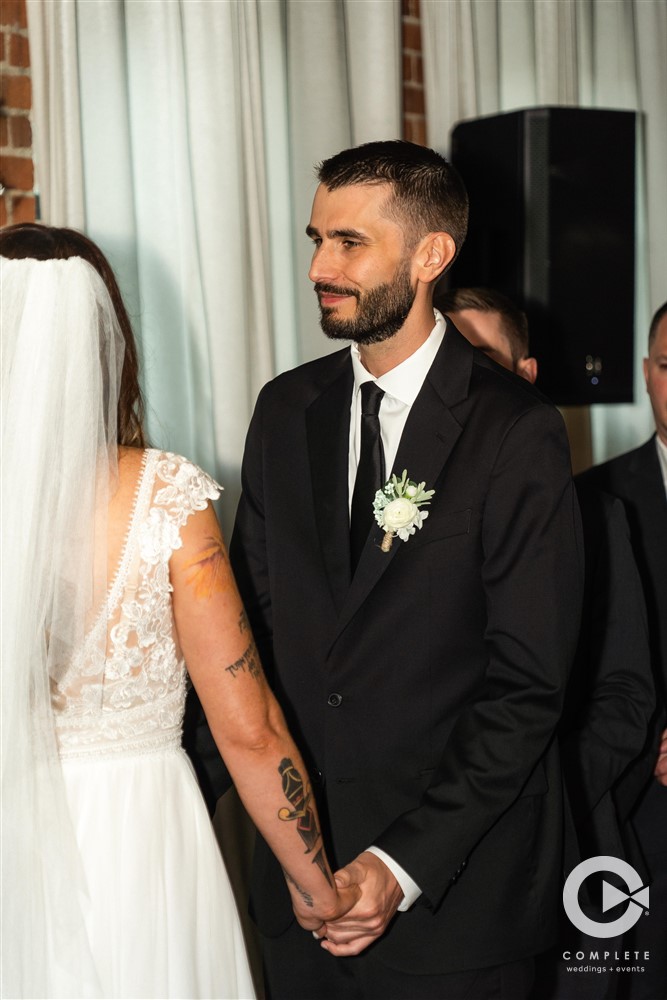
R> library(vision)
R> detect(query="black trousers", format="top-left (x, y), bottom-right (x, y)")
top-left (260, 921), bottom-right (535, 1000)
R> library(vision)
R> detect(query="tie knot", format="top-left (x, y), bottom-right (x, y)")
top-left (360, 381), bottom-right (384, 416)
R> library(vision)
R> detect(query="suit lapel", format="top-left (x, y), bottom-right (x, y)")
top-left (630, 437), bottom-right (667, 517)
top-left (628, 437), bottom-right (667, 559)
top-left (331, 323), bottom-right (473, 647)
top-left (306, 358), bottom-right (354, 614)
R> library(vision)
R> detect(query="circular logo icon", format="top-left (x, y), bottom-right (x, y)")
top-left (563, 856), bottom-right (649, 938)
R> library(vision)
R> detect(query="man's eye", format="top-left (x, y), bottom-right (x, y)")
top-left (342, 240), bottom-right (360, 249)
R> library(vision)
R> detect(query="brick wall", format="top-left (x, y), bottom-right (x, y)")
top-left (0, 0), bottom-right (35, 227)
top-left (402, 0), bottom-right (426, 146)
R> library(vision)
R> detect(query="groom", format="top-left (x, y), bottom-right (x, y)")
top-left (229, 141), bottom-right (583, 999)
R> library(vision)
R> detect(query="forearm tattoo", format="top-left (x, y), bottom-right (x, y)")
top-left (238, 609), bottom-right (249, 634)
top-left (224, 640), bottom-right (261, 680)
top-left (184, 536), bottom-right (228, 599)
top-left (282, 867), bottom-right (314, 908)
top-left (278, 758), bottom-right (333, 887)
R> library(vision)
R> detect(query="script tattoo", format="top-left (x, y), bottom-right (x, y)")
top-left (238, 609), bottom-right (249, 634)
top-left (183, 536), bottom-right (228, 599)
top-left (282, 867), bottom-right (314, 908)
top-left (224, 640), bottom-right (261, 681)
top-left (278, 758), bottom-right (332, 887)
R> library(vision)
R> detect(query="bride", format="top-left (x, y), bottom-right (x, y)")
top-left (0, 223), bottom-right (358, 999)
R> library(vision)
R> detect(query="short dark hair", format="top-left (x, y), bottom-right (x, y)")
top-left (648, 301), bottom-right (667, 349)
top-left (436, 286), bottom-right (530, 364)
top-left (0, 222), bottom-right (145, 448)
top-left (317, 140), bottom-right (469, 267)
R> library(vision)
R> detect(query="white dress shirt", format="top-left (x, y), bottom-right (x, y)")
top-left (348, 309), bottom-right (447, 911)
top-left (348, 310), bottom-right (447, 512)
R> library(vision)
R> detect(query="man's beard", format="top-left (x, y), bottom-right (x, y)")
top-left (315, 259), bottom-right (416, 345)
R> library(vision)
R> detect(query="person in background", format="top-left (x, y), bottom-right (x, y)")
top-left (577, 301), bottom-right (667, 1000)
top-left (0, 223), bottom-right (357, 999)
top-left (439, 285), bottom-right (656, 1000)
top-left (435, 286), bottom-right (538, 383)
top-left (225, 141), bottom-right (583, 1000)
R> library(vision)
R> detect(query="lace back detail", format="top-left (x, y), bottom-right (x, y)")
top-left (53, 451), bottom-right (222, 758)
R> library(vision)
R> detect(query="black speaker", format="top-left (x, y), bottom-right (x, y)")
top-left (448, 107), bottom-right (636, 405)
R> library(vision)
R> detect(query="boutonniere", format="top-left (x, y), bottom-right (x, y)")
top-left (373, 470), bottom-right (435, 552)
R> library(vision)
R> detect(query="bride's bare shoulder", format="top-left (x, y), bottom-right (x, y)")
top-left (119, 445), bottom-right (148, 473)
top-left (107, 447), bottom-right (150, 554)
top-left (112, 447), bottom-right (149, 508)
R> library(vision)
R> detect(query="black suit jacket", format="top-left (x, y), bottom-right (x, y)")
top-left (229, 322), bottom-right (584, 974)
top-left (560, 487), bottom-right (654, 866)
top-left (577, 438), bottom-right (667, 861)
top-left (577, 438), bottom-right (667, 706)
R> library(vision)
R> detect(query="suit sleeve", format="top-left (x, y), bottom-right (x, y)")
top-left (560, 489), bottom-right (654, 828)
top-left (375, 403), bottom-right (584, 907)
top-left (229, 388), bottom-right (275, 679)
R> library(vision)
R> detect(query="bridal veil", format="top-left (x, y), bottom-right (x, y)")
top-left (1, 255), bottom-right (124, 997)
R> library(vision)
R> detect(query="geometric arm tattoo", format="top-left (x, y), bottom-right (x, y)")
top-left (278, 758), bottom-right (333, 887)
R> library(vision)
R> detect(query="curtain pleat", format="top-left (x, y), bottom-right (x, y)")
top-left (25, 0), bottom-right (401, 530)
top-left (26, 0), bottom-right (85, 227)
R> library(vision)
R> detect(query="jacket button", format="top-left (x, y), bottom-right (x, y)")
top-left (327, 693), bottom-right (343, 707)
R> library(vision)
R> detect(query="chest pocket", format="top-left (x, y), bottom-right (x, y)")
top-left (415, 507), bottom-right (472, 546)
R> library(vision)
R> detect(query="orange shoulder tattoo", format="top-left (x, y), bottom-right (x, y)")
top-left (183, 536), bottom-right (228, 599)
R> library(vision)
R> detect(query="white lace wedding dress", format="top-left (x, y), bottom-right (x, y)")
top-left (52, 450), bottom-right (256, 1000)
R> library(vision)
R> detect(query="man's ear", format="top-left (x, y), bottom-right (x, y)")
top-left (516, 356), bottom-right (538, 384)
top-left (414, 232), bottom-right (456, 285)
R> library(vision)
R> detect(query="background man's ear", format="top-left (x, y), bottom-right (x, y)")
top-left (516, 357), bottom-right (538, 384)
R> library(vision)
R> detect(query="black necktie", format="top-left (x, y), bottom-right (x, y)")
top-left (350, 381), bottom-right (385, 572)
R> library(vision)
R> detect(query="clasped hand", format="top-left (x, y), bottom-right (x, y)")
top-left (302, 851), bottom-right (404, 957)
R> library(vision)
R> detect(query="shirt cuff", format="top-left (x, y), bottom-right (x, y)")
top-left (366, 845), bottom-right (422, 911)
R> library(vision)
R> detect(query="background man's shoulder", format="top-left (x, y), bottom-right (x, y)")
top-left (576, 437), bottom-right (656, 497)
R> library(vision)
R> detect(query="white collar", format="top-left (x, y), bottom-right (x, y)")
top-left (350, 309), bottom-right (446, 404)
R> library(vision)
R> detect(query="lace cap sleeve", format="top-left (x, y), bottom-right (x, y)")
top-left (140, 452), bottom-right (223, 566)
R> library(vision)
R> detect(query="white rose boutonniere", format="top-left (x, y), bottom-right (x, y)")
top-left (373, 470), bottom-right (435, 552)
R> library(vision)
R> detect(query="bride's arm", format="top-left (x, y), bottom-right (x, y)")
top-left (170, 502), bottom-right (357, 930)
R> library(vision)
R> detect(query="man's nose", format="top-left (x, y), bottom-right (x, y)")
top-left (308, 244), bottom-right (338, 284)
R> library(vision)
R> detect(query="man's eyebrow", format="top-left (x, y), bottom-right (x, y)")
top-left (305, 225), bottom-right (368, 241)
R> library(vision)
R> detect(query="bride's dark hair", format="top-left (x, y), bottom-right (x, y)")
top-left (0, 222), bottom-right (146, 448)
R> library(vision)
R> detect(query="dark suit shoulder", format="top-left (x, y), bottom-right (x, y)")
top-left (471, 349), bottom-right (551, 408)
top-left (576, 437), bottom-right (657, 498)
top-left (436, 321), bottom-right (559, 428)
top-left (462, 355), bottom-right (567, 455)
top-left (259, 347), bottom-right (350, 407)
